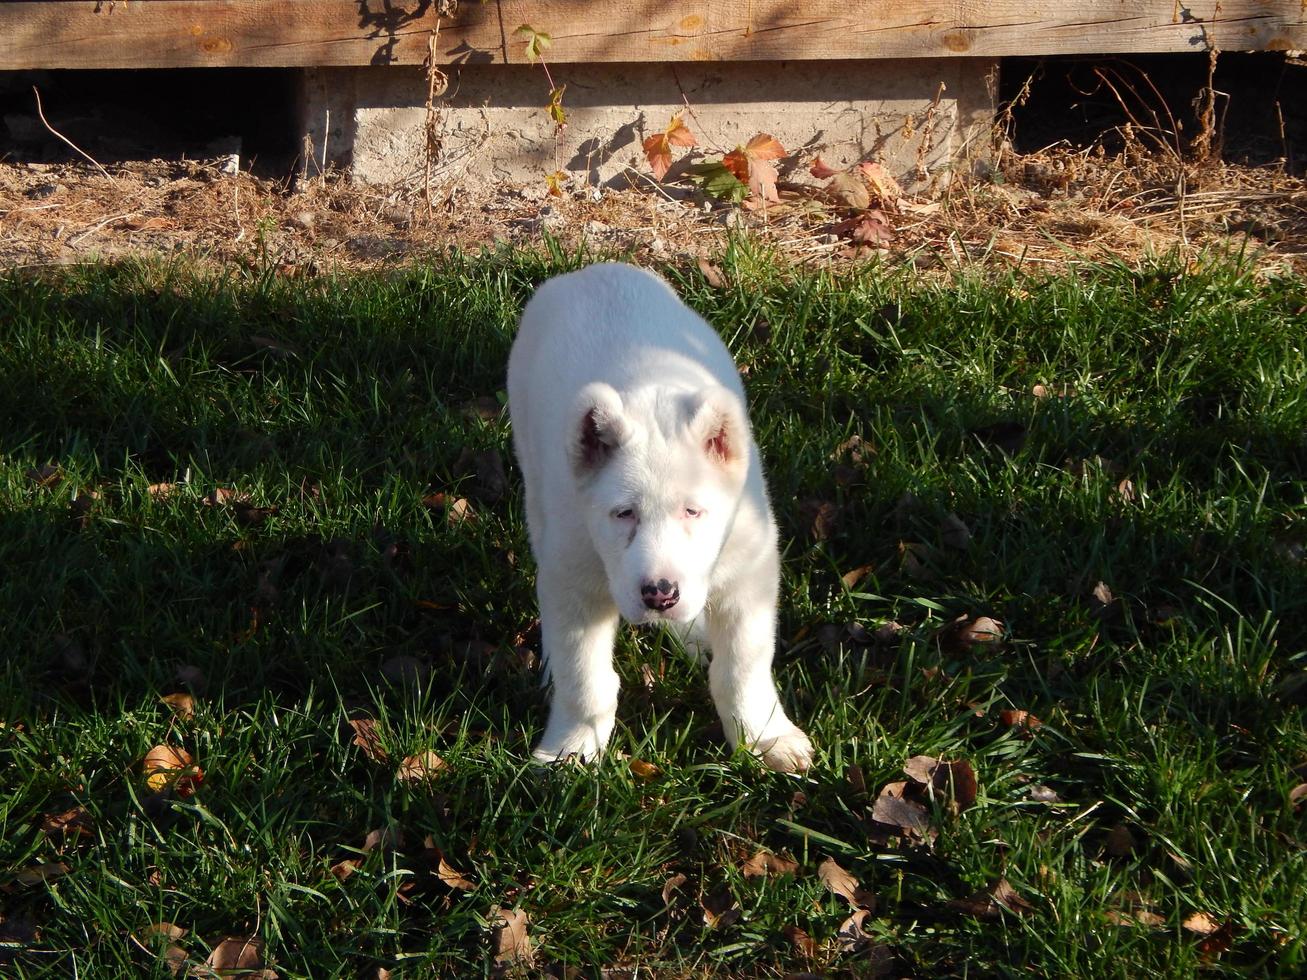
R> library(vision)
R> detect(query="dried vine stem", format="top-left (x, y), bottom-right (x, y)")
top-left (32, 87), bottom-right (116, 183)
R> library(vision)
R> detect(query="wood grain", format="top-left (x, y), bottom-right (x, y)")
top-left (0, 1), bottom-right (1302, 70)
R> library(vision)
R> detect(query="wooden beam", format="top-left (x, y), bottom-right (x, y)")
top-left (0, 1), bottom-right (1303, 70)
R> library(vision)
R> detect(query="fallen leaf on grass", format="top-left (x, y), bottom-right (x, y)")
top-left (437, 857), bottom-right (476, 892)
top-left (832, 211), bottom-right (894, 246)
top-left (25, 464), bottom-right (62, 488)
top-left (1290, 782), bottom-right (1307, 810)
top-left (362, 826), bottom-right (402, 853)
top-left (10, 861), bottom-right (70, 886)
top-left (825, 171), bottom-right (870, 210)
top-left (422, 492), bottom-right (476, 527)
top-left (697, 256), bottom-right (727, 289)
top-left (835, 908), bottom-right (873, 955)
top-left (1107, 908), bottom-right (1165, 928)
top-left (490, 906), bottom-right (533, 967)
top-left (903, 755), bottom-right (978, 813)
top-left (840, 565), bottom-right (872, 590)
top-left (143, 744), bottom-right (203, 797)
top-left (136, 922), bottom-right (188, 944)
top-left (898, 541), bottom-right (932, 580)
top-left (799, 499), bottom-right (840, 540)
top-left (939, 512), bottom-right (972, 549)
top-left (41, 806), bottom-right (92, 839)
top-left (999, 708), bottom-right (1042, 733)
top-left (1114, 478), bottom-right (1138, 505)
top-left (701, 884), bottom-right (741, 929)
top-left (781, 923), bottom-right (816, 957)
top-left (740, 850), bottom-right (799, 879)
top-left (160, 693), bottom-right (195, 719)
top-left (348, 718), bottom-right (389, 763)
top-left (1103, 823), bottom-right (1137, 858)
top-left (870, 781), bottom-right (933, 842)
top-left (206, 935), bottom-right (264, 972)
top-left (1182, 911), bottom-right (1221, 936)
top-left (945, 614), bottom-right (1005, 651)
top-left (948, 878), bottom-right (1034, 920)
top-left (661, 872), bottom-right (689, 908)
top-left (397, 750), bottom-right (446, 782)
top-left (816, 857), bottom-right (875, 910)
top-left (857, 161), bottom-right (903, 208)
top-left (628, 758), bottom-right (659, 781)
top-left (330, 859), bottom-right (361, 881)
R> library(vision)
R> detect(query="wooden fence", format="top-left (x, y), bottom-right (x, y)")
top-left (0, 0), bottom-right (1303, 70)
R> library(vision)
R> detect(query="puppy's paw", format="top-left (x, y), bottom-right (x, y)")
top-left (754, 728), bottom-right (815, 774)
top-left (531, 727), bottom-right (609, 766)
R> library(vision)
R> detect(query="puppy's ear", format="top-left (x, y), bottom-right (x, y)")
top-left (571, 383), bottom-right (633, 474)
top-left (685, 387), bottom-right (749, 472)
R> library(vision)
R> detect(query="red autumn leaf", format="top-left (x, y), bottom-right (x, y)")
top-left (857, 160), bottom-right (903, 207)
top-left (809, 155), bottom-right (840, 179)
top-left (642, 113), bottom-right (697, 180)
top-left (723, 133), bottom-right (787, 202)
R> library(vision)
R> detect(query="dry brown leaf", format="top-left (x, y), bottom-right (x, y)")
top-left (1290, 782), bottom-right (1307, 808)
top-left (740, 850), bottom-right (799, 879)
top-left (898, 541), bottom-right (931, 580)
top-left (948, 878), bottom-right (1034, 920)
top-left (1107, 908), bottom-right (1166, 928)
top-left (397, 750), bottom-right (447, 782)
top-left (816, 857), bottom-right (875, 910)
top-left (143, 744), bottom-right (203, 797)
top-left (870, 782), bottom-right (933, 841)
top-left (41, 806), bottom-right (92, 839)
top-left (840, 565), bottom-right (872, 590)
top-left (835, 908), bottom-right (873, 955)
top-left (661, 872), bottom-right (689, 908)
top-left (1183, 911), bottom-right (1221, 936)
top-left (137, 921), bottom-right (189, 943)
top-left (25, 464), bottom-right (62, 488)
top-left (939, 513), bottom-right (972, 550)
top-left (800, 498), bottom-right (840, 540)
top-left (330, 858), bottom-right (361, 880)
top-left (999, 708), bottom-right (1042, 731)
top-left (826, 171), bottom-right (870, 210)
top-left (348, 718), bottom-right (388, 763)
top-left (701, 884), bottom-right (741, 929)
top-left (903, 756), bottom-right (979, 813)
top-left (206, 935), bottom-right (263, 971)
top-left (490, 906), bottom-right (533, 967)
top-left (780, 922), bottom-right (816, 957)
top-left (1115, 478), bottom-right (1138, 504)
top-left (950, 614), bottom-right (1004, 650)
top-left (808, 156), bottom-right (839, 179)
top-left (12, 861), bottom-right (70, 886)
top-left (697, 257), bottom-right (727, 289)
top-left (162, 944), bottom-right (189, 976)
top-left (160, 692), bottom-right (195, 720)
top-left (857, 161), bottom-right (903, 207)
top-left (362, 826), bottom-right (400, 853)
top-left (628, 758), bottom-right (659, 781)
top-left (1103, 823), bottom-right (1137, 858)
top-left (437, 857), bottom-right (476, 892)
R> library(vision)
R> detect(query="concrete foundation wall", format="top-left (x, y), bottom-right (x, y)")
top-left (300, 60), bottom-right (997, 192)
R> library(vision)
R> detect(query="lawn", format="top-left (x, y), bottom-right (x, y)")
top-left (1, 244), bottom-right (1305, 977)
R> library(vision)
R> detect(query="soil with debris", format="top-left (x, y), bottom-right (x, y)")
top-left (1, 148), bottom-right (1304, 276)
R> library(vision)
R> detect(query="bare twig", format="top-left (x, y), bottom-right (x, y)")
top-left (68, 211), bottom-right (136, 247)
top-left (32, 87), bottom-right (116, 183)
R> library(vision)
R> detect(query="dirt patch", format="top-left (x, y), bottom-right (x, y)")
top-left (1, 148), bottom-right (1304, 276)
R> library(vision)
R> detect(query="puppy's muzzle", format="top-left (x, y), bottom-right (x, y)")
top-left (641, 579), bottom-right (680, 611)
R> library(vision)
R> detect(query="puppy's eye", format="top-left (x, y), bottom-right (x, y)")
top-left (613, 508), bottom-right (636, 521)
top-left (684, 507), bottom-right (703, 518)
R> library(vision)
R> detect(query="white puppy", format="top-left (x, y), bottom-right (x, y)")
top-left (507, 262), bottom-right (813, 773)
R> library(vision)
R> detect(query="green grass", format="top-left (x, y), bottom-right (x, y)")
top-left (1, 243), bottom-right (1305, 977)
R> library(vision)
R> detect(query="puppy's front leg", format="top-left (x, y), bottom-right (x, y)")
top-left (533, 572), bottom-right (621, 764)
top-left (707, 590), bottom-right (814, 773)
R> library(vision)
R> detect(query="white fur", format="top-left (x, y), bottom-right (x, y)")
top-left (507, 263), bottom-right (814, 773)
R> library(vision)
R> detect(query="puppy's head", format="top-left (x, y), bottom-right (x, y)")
top-left (570, 382), bottom-right (750, 624)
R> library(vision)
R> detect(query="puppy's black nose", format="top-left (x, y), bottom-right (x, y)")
top-left (641, 578), bottom-right (680, 611)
